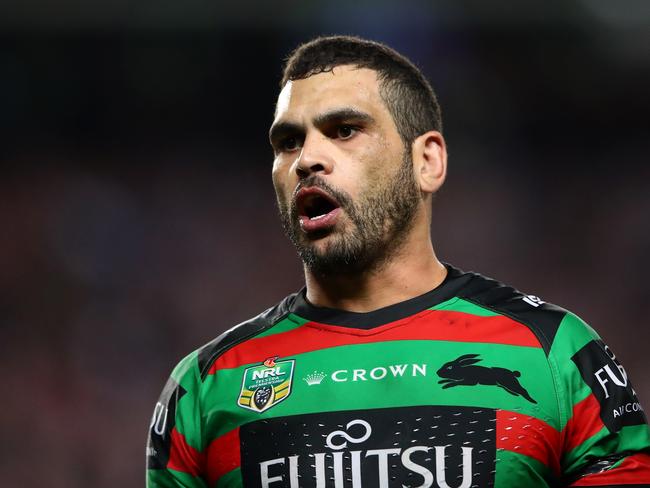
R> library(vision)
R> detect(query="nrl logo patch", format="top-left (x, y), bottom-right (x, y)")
top-left (238, 356), bottom-right (295, 413)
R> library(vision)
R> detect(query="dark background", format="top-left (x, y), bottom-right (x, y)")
top-left (1, 1), bottom-right (648, 486)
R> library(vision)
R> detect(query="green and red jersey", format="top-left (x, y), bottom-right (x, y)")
top-left (147, 264), bottom-right (650, 487)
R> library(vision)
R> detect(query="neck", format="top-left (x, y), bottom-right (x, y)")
top-left (303, 226), bottom-right (447, 313)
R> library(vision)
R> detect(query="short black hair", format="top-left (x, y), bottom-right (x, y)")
top-left (281, 35), bottom-right (443, 147)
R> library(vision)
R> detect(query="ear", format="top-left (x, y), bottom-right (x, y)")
top-left (456, 353), bottom-right (481, 365)
top-left (459, 358), bottom-right (482, 366)
top-left (411, 130), bottom-right (447, 194)
top-left (456, 353), bottom-right (480, 362)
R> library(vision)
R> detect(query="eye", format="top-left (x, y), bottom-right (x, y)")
top-left (279, 136), bottom-right (301, 153)
top-left (336, 125), bottom-right (357, 140)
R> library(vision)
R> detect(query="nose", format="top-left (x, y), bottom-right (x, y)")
top-left (294, 133), bottom-right (333, 179)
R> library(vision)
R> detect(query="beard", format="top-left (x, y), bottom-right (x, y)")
top-left (277, 152), bottom-right (421, 276)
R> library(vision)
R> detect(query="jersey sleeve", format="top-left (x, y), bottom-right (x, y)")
top-left (147, 351), bottom-right (208, 488)
top-left (550, 312), bottom-right (650, 486)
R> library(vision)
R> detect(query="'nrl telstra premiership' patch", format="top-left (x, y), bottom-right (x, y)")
top-left (238, 357), bottom-right (295, 413)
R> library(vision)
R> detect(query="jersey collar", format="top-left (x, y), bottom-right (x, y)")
top-left (289, 263), bottom-right (471, 329)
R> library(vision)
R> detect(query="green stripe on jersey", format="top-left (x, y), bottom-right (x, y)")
top-left (549, 312), bottom-right (599, 363)
top-left (216, 467), bottom-right (242, 487)
top-left (200, 339), bottom-right (557, 441)
top-left (549, 313), bottom-right (602, 428)
top-left (564, 423), bottom-right (650, 473)
top-left (440, 297), bottom-right (501, 317)
top-left (495, 449), bottom-right (555, 487)
top-left (147, 468), bottom-right (207, 488)
top-left (170, 349), bottom-right (200, 386)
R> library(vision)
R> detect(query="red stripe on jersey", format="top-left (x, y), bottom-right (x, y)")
top-left (562, 394), bottom-right (605, 453)
top-left (206, 426), bottom-right (241, 485)
top-left (568, 452), bottom-right (650, 486)
top-left (497, 409), bottom-right (562, 475)
top-left (209, 309), bottom-right (541, 373)
top-left (167, 427), bottom-right (206, 477)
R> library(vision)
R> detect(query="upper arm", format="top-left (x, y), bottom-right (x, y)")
top-left (551, 313), bottom-right (650, 486)
top-left (147, 351), bottom-right (208, 488)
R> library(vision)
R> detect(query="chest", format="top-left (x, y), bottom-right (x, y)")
top-left (202, 336), bottom-right (561, 487)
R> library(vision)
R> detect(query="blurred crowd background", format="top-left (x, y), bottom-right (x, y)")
top-left (1, 1), bottom-right (649, 486)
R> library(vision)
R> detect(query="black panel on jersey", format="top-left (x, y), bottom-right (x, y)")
top-left (455, 267), bottom-right (567, 355)
top-left (572, 340), bottom-right (647, 432)
top-left (240, 405), bottom-right (496, 488)
top-left (197, 293), bottom-right (299, 380)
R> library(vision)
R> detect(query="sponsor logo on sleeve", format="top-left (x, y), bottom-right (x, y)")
top-left (522, 295), bottom-right (545, 307)
top-left (238, 357), bottom-right (295, 413)
top-left (147, 378), bottom-right (187, 469)
top-left (572, 339), bottom-right (646, 432)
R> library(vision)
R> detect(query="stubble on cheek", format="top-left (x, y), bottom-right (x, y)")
top-left (272, 139), bottom-right (419, 275)
top-left (275, 192), bottom-right (293, 238)
top-left (272, 175), bottom-right (295, 239)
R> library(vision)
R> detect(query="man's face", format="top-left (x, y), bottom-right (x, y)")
top-left (270, 66), bottom-right (421, 275)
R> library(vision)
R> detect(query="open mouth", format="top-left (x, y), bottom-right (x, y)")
top-left (294, 187), bottom-right (342, 232)
top-left (301, 193), bottom-right (338, 220)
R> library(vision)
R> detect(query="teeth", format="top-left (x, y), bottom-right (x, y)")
top-left (310, 214), bottom-right (327, 221)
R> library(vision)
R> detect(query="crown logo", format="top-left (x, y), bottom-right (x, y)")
top-left (303, 371), bottom-right (326, 386)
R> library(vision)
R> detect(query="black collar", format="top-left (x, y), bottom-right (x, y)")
top-left (289, 263), bottom-right (472, 329)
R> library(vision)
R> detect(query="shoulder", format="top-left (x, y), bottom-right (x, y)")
top-left (451, 266), bottom-right (588, 355)
top-left (191, 291), bottom-right (301, 381)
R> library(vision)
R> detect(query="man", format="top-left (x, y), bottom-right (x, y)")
top-left (147, 36), bottom-right (650, 487)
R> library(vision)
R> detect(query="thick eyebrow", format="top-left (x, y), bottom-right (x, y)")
top-left (312, 107), bottom-right (375, 128)
top-left (268, 120), bottom-right (303, 147)
top-left (269, 108), bottom-right (375, 146)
